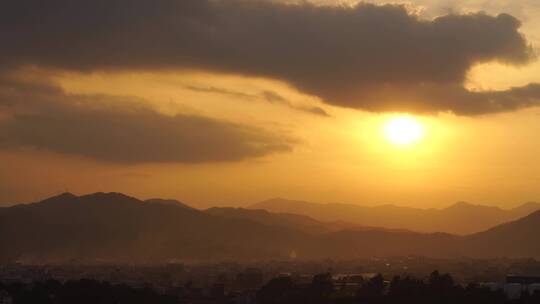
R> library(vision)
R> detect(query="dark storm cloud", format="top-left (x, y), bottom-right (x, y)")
top-left (0, 79), bottom-right (292, 163)
top-left (0, 0), bottom-right (539, 114)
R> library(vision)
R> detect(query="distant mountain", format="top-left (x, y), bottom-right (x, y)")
top-left (295, 208), bottom-right (540, 259)
top-left (510, 201), bottom-right (540, 215)
top-left (0, 193), bottom-right (308, 263)
top-left (249, 198), bottom-right (540, 234)
top-left (205, 207), bottom-right (408, 235)
top-left (144, 198), bottom-right (193, 209)
top-left (1, 193), bottom-right (540, 263)
top-left (315, 210), bottom-right (540, 259)
top-left (464, 209), bottom-right (540, 258)
top-left (205, 207), bottom-right (333, 235)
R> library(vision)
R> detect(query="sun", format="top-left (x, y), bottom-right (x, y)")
top-left (383, 115), bottom-right (425, 145)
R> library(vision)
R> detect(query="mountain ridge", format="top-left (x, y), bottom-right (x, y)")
top-left (249, 198), bottom-right (540, 234)
top-left (2, 192), bottom-right (540, 263)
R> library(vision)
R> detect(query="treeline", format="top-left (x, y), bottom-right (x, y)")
top-left (256, 271), bottom-right (540, 304)
top-left (2, 271), bottom-right (540, 303)
top-left (0, 279), bottom-right (179, 304)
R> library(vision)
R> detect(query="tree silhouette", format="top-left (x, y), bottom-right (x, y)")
top-left (357, 274), bottom-right (385, 304)
top-left (257, 276), bottom-right (295, 304)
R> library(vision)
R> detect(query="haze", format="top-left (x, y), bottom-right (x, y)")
top-left (1, 0), bottom-right (540, 211)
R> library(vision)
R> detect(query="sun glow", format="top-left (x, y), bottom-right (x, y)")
top-left (383, 115), bottom-right (425, 146)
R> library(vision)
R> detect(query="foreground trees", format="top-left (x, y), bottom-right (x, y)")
top-left (2, 271), bottom-right (540, 303)
top-left (257, 271), bottom-right (540, 304)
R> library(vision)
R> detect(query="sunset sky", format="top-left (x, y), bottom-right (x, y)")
top-left (2, 0), bottom-right (540, 209)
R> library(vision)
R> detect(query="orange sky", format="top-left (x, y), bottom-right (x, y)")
top-left (1, 0), bottom-right (540, 209)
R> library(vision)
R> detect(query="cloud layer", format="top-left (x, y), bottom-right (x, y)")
top-left (0, 77), bottom-right (291, 163)
top-left (0, 0), bottom-right (538, 114)
top-left (185, 85), bottom-right (330, 117)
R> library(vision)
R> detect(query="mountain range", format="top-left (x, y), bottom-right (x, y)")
top-left (0, 193), bottom-right (307, 263)
top-left (249, 198), bottom-right (540, 234)
top-left (1, 192), bottom-right (540, 263)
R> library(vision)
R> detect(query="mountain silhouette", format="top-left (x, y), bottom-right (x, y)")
top-left (0, 193), bottom-right (308, 263)
top-left (144, 198), bottom-right (193, 209)
top-left (463, 209), bottom-right (540, 258)
top-left (2, 193), bottom-right (540, 263)
top-left (250, 198), bottom-right (540, 234)
top-left (205, 207), bottom-right (411, 235)
top-left (205, 207), bottom-right (333, 235)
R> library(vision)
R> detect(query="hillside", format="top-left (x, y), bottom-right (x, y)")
top-left (0, 193), bottom-right (308, 263)
top-left (205, 207), bottom-right (334, 235)
top-left (249, 198), bottom-right (540, 234)
top-left (1, 193), bottom-right (540, 263)
top-left (205, 207), bottom-right (410, 235)
top-left (464, 209), bottom-right (540, 258)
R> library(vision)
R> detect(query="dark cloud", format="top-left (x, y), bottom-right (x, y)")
top-left (0, 78), bottom-right (292, 163)
top-left (326, 82), bottom-right (540, 115)
top-left (0, 0), bottom-right (538, 114)
top-left (185, 85), bottom-right (256, 100)
top-left (261, 91), bottom-right (288, 104)
top-left (185, 85), bottom-right (330, 116)
top-left (296, 105), bottom-right (330, 117)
